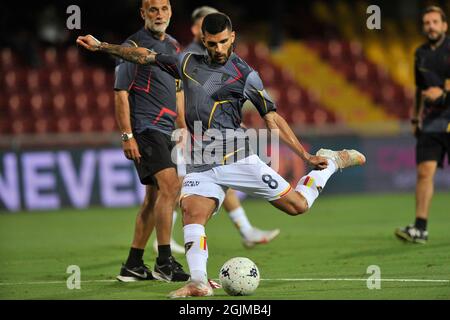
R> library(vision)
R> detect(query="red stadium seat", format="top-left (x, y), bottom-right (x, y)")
top-left (4, 70), bottom-right (27, 93)
top-left (91, 68), bottom-right (108, 90)
top-left (100, 115), bottom-right (117, 132)
top-left (48, 69), bottom-right (65, 92)
top-left (8, 93), bottom-right (29, 120)
top-left (280, 68), bottom-right (296, 86)
top-left (307, 40), bottom-right (327, 55)
top-left (258, 65), bottom-right (277, 86)
top-left (359, 82), bottom-right (378, 99)
top-left (1, 48), bottom-right (16, 72)
top-left (234, 43), bottom-right (249, 60)
top-left (374, 64), bottom-right (389, 83)
top-left (95, 91), bottom-right (113, 115)
top-left (349, 41), bottom-right (363, 60)
top-left (291, 109), bottom-right (307, 125)
top-left (34, 117), bottom-right (57, 134)
top-left (242, 111), bottom-right (264, 129)
top-left (11, 118), bottom-right (34, 135)
top-left (327, 40), bottom-right (344, 61)
top-left (64, 46), bottom-right (82, 69)
top-left (43, 48), bottom-right (59, 68)
top-left (52, 92), bottom-right (71, 117)
top-left (79, 115), bottom-right (96, 133)
top-left (70, 68), bottom-right (92, 91)
top-left (331, 61), bottom-right (353, 80)
top-left (26, 69), bottom-right (52, 93)
top-left (242, 43), bottom-right (257, 63)
top-left (353, 60), bottom-right (369, 82)
top-left (105, 73), bottom-right (114, 89)
top-left (26, 70), bottom-right (41, 93)
top-left (381, 85), bottom-right (396, 105)
top-left (402, 87), bottom-right (414, 108)
top-left (285, 86), bottom-right (305, 106)
top-left (56, 116), bottom-right (78, 133)
top-left (30, 92), bottom-right (51, 118)
top-left (74, 92), bottom-right (92, 117)
top-left (254, 43), bottom-right (270, 62)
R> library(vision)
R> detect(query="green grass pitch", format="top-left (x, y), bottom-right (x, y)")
top-left (0, 192), bottom-right (449, 300)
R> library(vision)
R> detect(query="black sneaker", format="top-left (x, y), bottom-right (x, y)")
top-left (152, 256), bottom-right (190, 282)
top-left (395, 224), bottom-right (428, 244)
top-left (117, 263), bottom-right (155, 282)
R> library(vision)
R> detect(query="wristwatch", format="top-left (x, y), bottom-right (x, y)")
top-left (121, 132), bottom-right (134, 141)
top-left (410, 118), bottom-right (419, 125)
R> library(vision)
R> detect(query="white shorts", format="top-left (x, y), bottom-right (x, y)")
top-left (180, 154), bottom-right (292, 213)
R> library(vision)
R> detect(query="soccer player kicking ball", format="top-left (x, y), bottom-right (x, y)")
top-left (180, 5), bottom-right (281, 249)
top-left (76, 13), bottom-right (366, 298)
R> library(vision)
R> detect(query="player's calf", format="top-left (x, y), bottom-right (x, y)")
top-left (270, 190), bottom-right (309, 216)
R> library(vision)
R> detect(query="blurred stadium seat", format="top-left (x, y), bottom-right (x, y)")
top-left (0, 1), bottom-right (426, 135)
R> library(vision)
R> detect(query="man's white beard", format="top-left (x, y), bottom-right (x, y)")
top-left (147, 20), bottom-right (170, 34)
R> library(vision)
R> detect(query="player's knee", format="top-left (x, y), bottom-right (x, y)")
top-left (181, 201), bottom-right (207, 224)
top-left (158, 178), bottom-right (181, 199)
top-left (417, 167), bottom-right (433, 181)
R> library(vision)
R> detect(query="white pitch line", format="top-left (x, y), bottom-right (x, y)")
top-left (0, 278), bottom-right (448, 286)
top-left (261, 278), bottom-right (450, 283)
top-left (0, 280), bottom-right (116, 286)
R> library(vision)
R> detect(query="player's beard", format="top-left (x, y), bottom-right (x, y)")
top-left (427, 30), bottom-right (445, 44)
top-left (147, 18), bottom-right (170, 35)
top-left (211, 45), bottom-right (234, 64)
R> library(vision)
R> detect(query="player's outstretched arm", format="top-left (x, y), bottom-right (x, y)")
top-left (264, 111), bottom-right (328, 169)
top-left (76, 35), bottom-right (156, 65)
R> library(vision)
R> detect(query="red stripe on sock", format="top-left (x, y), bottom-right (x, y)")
top-left (303, 176), bottom-right (310, 186)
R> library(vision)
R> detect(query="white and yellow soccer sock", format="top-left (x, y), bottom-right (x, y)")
top-left (228, 206), bottom-right (253, 237)
top-left (295, 159), bottom-right (337, 209)
top-left (183, 224), bottom-right (208, 284)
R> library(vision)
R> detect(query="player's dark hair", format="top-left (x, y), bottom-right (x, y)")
top-left (201, 13), bottom-right (232, 35)
top-left (422, 5), bottom-right (447, 22)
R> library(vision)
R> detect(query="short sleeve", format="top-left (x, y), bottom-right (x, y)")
top-left (114, 41), bottom-right (137, 91)
top-left (155, 53), bottom-right (184, 79)
top-left (243, 71), bottom-right (277, 117)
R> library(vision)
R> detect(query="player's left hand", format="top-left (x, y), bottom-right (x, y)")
top-left (306, 154), bottom-right (328, 170)
top-left (76, 35), bottom-right (102, 51)
top-left (422, 87), bottom-right (444, 102)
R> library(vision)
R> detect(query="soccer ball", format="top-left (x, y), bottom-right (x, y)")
top-left (219, 257), bottom-right (260, 296)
